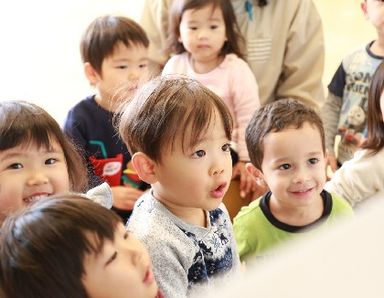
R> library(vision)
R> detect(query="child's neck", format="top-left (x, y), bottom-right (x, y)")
top-left (269, 195), bottom-right (324, 227)
top-left (370, 38), bottom-right (384, 57)
top-left (157, 196), bottom-right (207, 227)
top-left (95, 94), bottom-right (116, 112)
top-left (189, 54), bottom-right (224, 74)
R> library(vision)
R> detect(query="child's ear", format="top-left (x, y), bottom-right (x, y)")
top-left (361, 1), bottom-right (368, 18)
top-left (84, 62), bottom-right (100, 85)
top-left (131, 152), bottom-right (157, 184)
top-left (245, 163), bottom-right (266, 186)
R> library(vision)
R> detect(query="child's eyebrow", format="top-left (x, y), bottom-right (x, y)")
top-left (0, 152), bottom-right (24, 160)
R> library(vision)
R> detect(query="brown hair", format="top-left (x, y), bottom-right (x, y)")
top-left (361, 61), bottom-right (384, 154)
top-left (80, 15), bottom-right (149, 75)
top-left (117, 75), bottom-right (233, 163)
top-left (166, 0), bottom-right (245, 59)
top-left (0, 100), bottom-right (88, 192)
top-left (0, 195), bottom-right (122, 298)
top-left (246, 98), bottom-right (325, 170)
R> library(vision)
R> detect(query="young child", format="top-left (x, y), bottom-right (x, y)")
top-left (141, 0), bottom-right (324, 109)
top-left (0, 100), bottom-right (104, 223)
top-left (64, 15), bottom-right (150, 223)
top-left (233, 99), bottom-right (353, 262)
top-left (117, 76), bottom-right (240, 297)
top-left (321, 0), bottom-right (384, 172)
top-left (162, 0), bottom-right (260, 199)
top-left (325, 61), bottom-right (384, 207)
top-left (0, 194), bottom-right (163, 298)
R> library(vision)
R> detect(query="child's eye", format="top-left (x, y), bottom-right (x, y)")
top-left (210, 25), bottom-right (218, 30)
top-left (222, 143), bottom-right (231, 152)
top-left (278, 163), bottom-right (291, 170)
top-left (189, 26), bottom-right (198, 30)
top-left (8, 163), bottom-right (23, 170)
top-left (192, 150), bottom-right (206, 158)
top-left (308, 158), bottom-right (319, 165)
top-left (45, 158), bottom-right (57, 165)
top-left (105, 251), bottom-right (117, 266)
top-left (139, 63), bottom-right (148, 69)
top-left (116, 65), bottom-right (128, 70)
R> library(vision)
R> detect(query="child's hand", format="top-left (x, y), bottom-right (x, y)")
top-left (232, 161), bottom-right (257, 198)
top-left (111, 185), bottom-right (144, 210)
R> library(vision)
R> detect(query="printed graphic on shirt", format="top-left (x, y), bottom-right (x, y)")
top-left (338, 70), bottom-right (369, 160)
top-left (88, 140), bottom-right (139, 187)
top-left (332, 46), bottom-right (383, 163)
top-left (180, 209), bottom-right (233, 288)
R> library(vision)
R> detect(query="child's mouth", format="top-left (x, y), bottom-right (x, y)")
top-left (210, 182), bottom-right (227, 199)
top-left (23, 193), bottom-right (50, 204)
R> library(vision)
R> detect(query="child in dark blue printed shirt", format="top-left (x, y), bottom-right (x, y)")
top-left (64, 15), bottom-right (150, 223)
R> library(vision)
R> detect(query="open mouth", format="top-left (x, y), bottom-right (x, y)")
top-left (210, 182), bottom-right (227, 199)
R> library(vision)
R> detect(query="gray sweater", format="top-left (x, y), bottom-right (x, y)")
top-left (127, 192), bottom-right (240, 298)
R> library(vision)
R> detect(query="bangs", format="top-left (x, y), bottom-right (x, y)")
top-left (163, 84), bottom-right (233, 155)
top-left (0, 117), bottom-right (55, 151)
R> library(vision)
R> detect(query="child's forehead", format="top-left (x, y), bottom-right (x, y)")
top-left (265, 122), bottom-right (323, 144)
top-left (176, 114), bottom-right (226, 146)
top-left (111, 41), bottom-right (148, 57)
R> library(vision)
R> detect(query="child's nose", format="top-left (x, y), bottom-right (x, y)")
top-left (27, 172), bottom-right (49, 186)
top-left (197, 28), bottom-right (208, 39)
top-left (128, 70), bottom-right (140, 81)
top-left (209, 163), bottom-right (224, 176)
top-left (292, 168), bottom-right (310, 184)
top-left (131, 248), bottom-right (144, 267)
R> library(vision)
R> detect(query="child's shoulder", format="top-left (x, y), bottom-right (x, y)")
top-left (341, 41), bottom-right (375, 67)
top-left (233, 197), bottom-right (263, 224)
top-left (162, 52), bottom-right (189, 75)
top-left (68, 95), bottom-right (99, 114)
top-left (128, 193), bottom-right (192, 239)
top-left (329, 191), bottom-right (354, 215)
top-left (221, 54), bottom-right (249, 68)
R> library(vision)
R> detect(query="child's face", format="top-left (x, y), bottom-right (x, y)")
top-left (151, 113), bottom-right (232, 219)
top-left (258, 122), bottom-right (326, 209)
top-left (0, 139), bottom-right (70, 215)
top-left (95, 42), bottom-right (149, 103)
top-left (362, 0), bottom-right (384, 30)
top-left (179, 4), bottom-right (227, 64)
top-left (83, 224), bottom-right (159, 298)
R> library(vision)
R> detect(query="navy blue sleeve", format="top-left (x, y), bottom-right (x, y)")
top-left (328, 63), bottom-right (346, 98)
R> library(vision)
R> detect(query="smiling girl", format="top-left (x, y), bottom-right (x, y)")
top-left (0, 100), bottom-right (89, 222)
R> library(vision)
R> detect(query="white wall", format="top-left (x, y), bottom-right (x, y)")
top-left (0, 0), bottom-right (376, 125)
